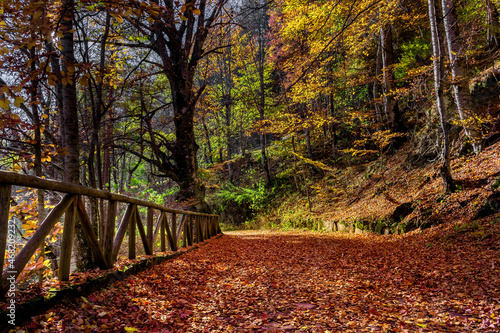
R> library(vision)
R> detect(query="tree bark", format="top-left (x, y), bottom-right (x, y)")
top-left (441, 0), bottom-right (482, 153)
top-left (201, 114), bottom-right (213, 165)
top-left (373, 42), bottom-right (384, 125)
top-left (222, 40), bottom-right (233, 183)
top-left (60, 3), bottom-right (79, 185)
top-left (258, 28), bottom-right (272, 185)
top-left (428, 0), bottom-right (456, 192)
top-left (380, 24), bottom-right (403, 132)
top-left (305, 127), bottom-right (313, 159)
top-left (59, 0), bottom-right (92, 272)
top-left (486, 0), bottom-right (500, 49)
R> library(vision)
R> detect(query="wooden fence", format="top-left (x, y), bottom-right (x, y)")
top-left (0, 171), bottom-right (220, 295)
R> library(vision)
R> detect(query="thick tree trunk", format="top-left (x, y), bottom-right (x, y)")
top-left (441, 0), bottom-right (482, 153)
top-left (60, 2), bottom-right (79, 184)
top-left (380, 25), bottom-right (403, 132)
top-left (171, 85), bottom-right (208, 211)
top-left (59, 0), bottom-right (92, 272)
top-left (428, 0), bottom-right (456, 192)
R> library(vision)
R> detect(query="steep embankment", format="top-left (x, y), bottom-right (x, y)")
top-left (260, 140), bottom-right (500, 234)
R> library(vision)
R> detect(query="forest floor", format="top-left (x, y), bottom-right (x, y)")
top-left (15, 222), bottom-right (500, 332)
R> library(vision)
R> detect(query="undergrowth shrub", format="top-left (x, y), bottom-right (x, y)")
top-left (209, 181), bottom-right (275, 226)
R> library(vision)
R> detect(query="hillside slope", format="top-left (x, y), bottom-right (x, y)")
top-left (219, 140), bottom-right (500, 234)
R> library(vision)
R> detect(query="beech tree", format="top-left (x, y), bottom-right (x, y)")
top-left (379, 24), bottom-right (403, 133)
top-left (110, 0), bottom-right (230, 210)
top-left (441, 0), bottom-right (481, 153)
top-left (428, 0), bottom-right (455, 192)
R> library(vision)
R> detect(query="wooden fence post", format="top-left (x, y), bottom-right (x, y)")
top-left (171, 213), bottom-right (177, 251)
top-left (112, 204), bottom-right (135, 264)
top-left (135, 208), bottom-right (152, 255)
top-left (203, 216), bottom-right (208, 239)
top-left (210, 216), bottom-right (215, 236)
top-left (2, 195), bottom-right (75, 290)
top-left (194, 216), bottom-right (200, 243)
top-left (153, 212), bottom-right (162, 251)
top-left (0, 185), bottom-right (11, 291)
top-left (176, 214), bottom-right (185, 249)
top-left (103, 200), bottom-right (117, 268)
top-left (189, 216), bottom-right (195, 246)
top-left (129, 206), bottom-right (136, 259)
top-left (160, 213), bottom-right (166, 252)
top-left (147, 207), bottom-right (154, 252)
top-left (58, 197), bottom-right (78, 281)
top-left (183, 215), bottom-right (188, 248)
top-left (76, 198), bottom-right (108, 269)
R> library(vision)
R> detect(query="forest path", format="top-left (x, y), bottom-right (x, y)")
top-left (20, 229), bottom-right (500, 332)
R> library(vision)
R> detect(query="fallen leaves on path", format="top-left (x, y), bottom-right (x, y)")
top-left (16, 221), bottom-right (500, 332)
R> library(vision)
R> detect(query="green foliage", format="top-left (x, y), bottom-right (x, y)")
top-left (395, 36), bottom-right (431, 81)
top-left (142, 188), bottom-right (177, 205)
top-left (492, 176), bottom-right (500, 190)
top-left (278, 212), bottom-right (324, 231)
top-left (215, 181), bottom-right (274, 212)
top-left (454, 221), bottom-right (480, 233)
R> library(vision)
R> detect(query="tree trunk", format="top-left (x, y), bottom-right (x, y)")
top-left (373, 42), bottom-right (384, 125)
top-left (486, 0), bottom-right (500, 49)
top-left (258, 32), bottom-right (271, 185)
top-left (171, 85), bottom-right (208, 211)
top-left (441, 0), bottom-right (482, 153)
top-left (201, 114), bottom-right (213, 165)
top-left (305, 127), bottom-right (313, 159)
top-left (226, 102), bottom-right (233, 183)
top-left (428, 0), bottom-right (456, 192)
top-left (380, 24), bottom-right (402, 132)
top-left (223, 40), bottom-right (233, 183)
top-left (30, 40), bottom-right (46, 281)
top-left (59, 0), bottom-right (92, 272)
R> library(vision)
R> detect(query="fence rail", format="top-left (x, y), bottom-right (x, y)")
top-left (0, 171), bottom-right (220, 295)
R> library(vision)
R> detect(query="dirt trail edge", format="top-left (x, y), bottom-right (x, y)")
top-left (15, 228), bottom-right (500, 332)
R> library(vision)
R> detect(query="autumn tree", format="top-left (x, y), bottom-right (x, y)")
top-left (441, 0), bottom-right (482, 153)
top-left (233, 0), bottom-right (273, 184)
top-left (101, 0), bottom-right (229, 210)
top-left (486, 0), bottom-right (500, 49)
top-left (379, 23), bottom-right (403, 132)
top-left (428, 0), bottom-right (455, 192)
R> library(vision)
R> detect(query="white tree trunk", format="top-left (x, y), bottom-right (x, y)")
top-left (428, 0), bottom-right (455, 192)
top-left (441, 0), bottom-right (481, 153)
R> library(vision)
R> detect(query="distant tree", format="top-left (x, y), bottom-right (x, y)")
top-left (380, 24), bottom-right (403, 132)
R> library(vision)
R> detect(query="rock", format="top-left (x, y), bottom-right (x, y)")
top-left (471, 67), bottom-right (500, 107)
top-left (390, 202), bottom-right (414, 222)
top-left (474, 192), bottom-right (500, 220)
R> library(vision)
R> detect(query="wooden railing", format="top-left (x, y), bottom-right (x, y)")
top-left (0, 171), bottom-right (220, 294)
